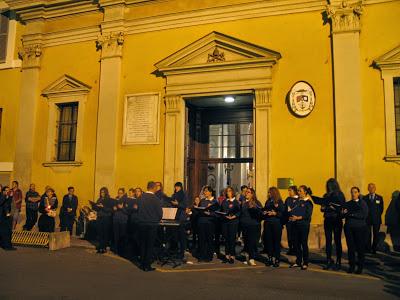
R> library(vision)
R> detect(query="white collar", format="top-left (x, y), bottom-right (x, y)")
top-left (145, 191), bottom-right (154, 194)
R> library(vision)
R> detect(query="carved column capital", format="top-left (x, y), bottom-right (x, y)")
top-left (96, 31), bottom-right (124, 59)
top-left (18, 42), bottom-right (42, 69)
top-left (165, 95), bottom-right (183, 113)
top-left (326, 1), bottom-right (363, 34)
top-left (254, 89), bottom-right (272, 109)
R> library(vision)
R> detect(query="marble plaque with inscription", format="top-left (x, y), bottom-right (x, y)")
top-left (123, 93), bottom-right (160, 145)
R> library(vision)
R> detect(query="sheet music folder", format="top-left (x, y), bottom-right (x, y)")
top-left (162, 207), bottom-right (178, 220)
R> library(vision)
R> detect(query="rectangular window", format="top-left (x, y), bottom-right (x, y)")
top-left (56, 102), bottom-right (78, 161)
top-left (394, 77), bottom-right (400, 155)
top-left (0, 13), bottom-right (9, 63)
top-left (209, 122), bottom-right (253, 159)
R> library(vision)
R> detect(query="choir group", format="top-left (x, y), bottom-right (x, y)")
top-left (0, 179), bottom-right (384, 274)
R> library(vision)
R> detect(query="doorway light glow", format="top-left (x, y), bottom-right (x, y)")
top-left (224, 96), bottom-right (235, 103)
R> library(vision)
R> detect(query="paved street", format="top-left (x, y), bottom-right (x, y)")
top-left (1, 245), bottom-right (399, 299)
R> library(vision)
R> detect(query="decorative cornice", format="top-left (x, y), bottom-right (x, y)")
top-left (326, 1), bottom-right (363, 34)
top-left (42, 74), bottom-right (92, 98)
top-left (18, 42), bottom-right (42, 69)
top-left (254, 89), bottom-right (272, 108)
top-left (96, 31), bottom-right (124, 59)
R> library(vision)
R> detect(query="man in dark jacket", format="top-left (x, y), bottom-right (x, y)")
top-left (137, 181), bottom-right (163, 271)
top-left (60, 187), bottom-right (78, 235)
top-left (363, 183), bottom-right (384, 254)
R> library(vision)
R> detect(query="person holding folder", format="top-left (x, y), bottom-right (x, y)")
top-left (289, 185), bottom-right (313, 270)
top-left (343, 187), bottom-right (369, 274)
top-left (240, 188), bottom-right (262, 266)
top-left (196, 185), bottom-right (219, 262)
top-left (220, 186), bottom-right (240, 264)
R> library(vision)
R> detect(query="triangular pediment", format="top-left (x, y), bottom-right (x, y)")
top-left (42, 74), bottom-right (91, 97)
top-left (154, 31), bottom-right (281, 76)
top-left (374, 45), bottom-right (400, 69)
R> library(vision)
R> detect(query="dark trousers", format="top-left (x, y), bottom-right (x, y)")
top-left (0, 217), bottom-right (13, 249)
top-left (324, 218), bottom-right (343, 261)
top-left (24, 208), bottom-right (38, 231)
top-left (129, 220), bottom-right (140, 257)
top-left (222, 221), bottom-right (238, 256)
top-left (97, 216), bottom-right (111, 251)
top-left (345, 224), bottom-right (366, 268)
top-left (366, 223), bottom-right (380, 252)
top-left (214, 220), bottom-right (222, 255)
top-left (138, 224), bottom-right (158, 268)
top-left (264, 221), bottom-right (282, 260)
top-left (294, 222), bottom-right (310, 265)
top-left (198, 221), bottom-right (215, 260)
top-left (113, 219), bottom-right (128, 255)
top-left (38, 214), bottom-right (55, 233)
top-left (286, 222), bottom-right (295, 252)
top-left (60, 215), bottom-right (75, 235)
top-left (242, 224), bottom-right (260, 260)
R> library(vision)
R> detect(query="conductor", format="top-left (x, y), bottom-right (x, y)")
top-left (137, 181), bottom-right (163, 272)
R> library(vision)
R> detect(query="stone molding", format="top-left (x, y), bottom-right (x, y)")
top-left (326, 1), bottom-right (363, 34)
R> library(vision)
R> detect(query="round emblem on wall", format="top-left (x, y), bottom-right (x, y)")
top-left (287, 81), bottom-right (316, 117)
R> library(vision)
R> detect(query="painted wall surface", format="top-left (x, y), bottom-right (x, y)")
top-left (360, 1), bottom-right (400, 214)
top-left (0, 1), bottom-right (398, 223)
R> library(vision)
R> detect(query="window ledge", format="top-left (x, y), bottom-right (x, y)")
top-left (0, 59), bottom-right (21, 70)
top-left (42, 161), bottom-right (83, 173)
top-left (384, 156), bottom-right (400, 163)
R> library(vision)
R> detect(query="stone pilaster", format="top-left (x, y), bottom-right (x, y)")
top-left (326, 1), bottom-right (364, 192)
top-left (13, 22), bottom-right (43, 192)
top-left (254, 89), bottom-right (272, 202)
top-left (94, 30), bottom-right (124, 195)
top-left (163, 95), bottom-right (186, 195)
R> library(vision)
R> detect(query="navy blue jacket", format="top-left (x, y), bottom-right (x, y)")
top-left (93, 197), bottom-right (114, 218)
top-left (312, 191), bottom-right (345, 220)
top-left (60, 194), bottom-right (78, 217)
top-left (220, 198), bottom-right (241, 223)
top-left (137, 192), bottom-right (163, 225)
top-left (240, 200), bottom-right (263, 227)
top-left (263, 198), bottom-right (284, 224)
top-left (362, 194), bottom-right (384, 225)
top-left (289, 199), bottom-right (313, 225)
top-left (197, 198), bottom-right (219, 224)
top-left (170, 190), bottom-right (188, 222)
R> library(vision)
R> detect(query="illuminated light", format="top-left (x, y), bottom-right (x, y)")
top-left (224, 96), bottom-right (235, 103)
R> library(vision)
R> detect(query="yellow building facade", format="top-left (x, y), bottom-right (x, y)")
top-left (0, 0), bottom-right (399, 224)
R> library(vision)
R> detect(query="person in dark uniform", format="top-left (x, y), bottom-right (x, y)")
top-left (263, 187), bottom-right (285, 267)
top-left (155, 182), bottom-right (170, 207)
top-left (60, 186), bottom-right (78, 235)
top-left (38, 187), bottom-right (58, 233)
top-left (284, 185), bottom-right (299, 255)
top-left (343, 187), bottom-right (369, 274)
top-left (363, 183), bottom-right (384, 254)
top-left (112, 188), bottom-right (129, 255)
top-left (23, 184), bottom-right (41, 231)
top-left (93, 187), bottom-right (114, 254)
top-left (289, 185), bottom-right (313, 270)
top-left (0, 186), bottom-right (16, 251)
top-left (220, 186), bottom-right (240, 264)
top-left (137, 181), bottom-right (163, 271)
top-left (311, 178), bottom-right (346, 270)
top-left (170, 182), bottom-right (188, 260)
top-left (196, 185), bottom-right (219, 262)
top-left (126, 188), bottom-right (140, 258)
top-left (240, 188), bottom-right (263, 266)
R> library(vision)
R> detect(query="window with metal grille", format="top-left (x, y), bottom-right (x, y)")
top-left (56, 103), bottom-right (78, 161)
top-left (394, 77), bottom-right (400, 155)
top-left (0, 13), bottom-right (9, 63)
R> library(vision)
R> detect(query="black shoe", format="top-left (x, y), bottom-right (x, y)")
top-left (273, 259), bottom-right (280, 268)
top-left (222, 257), bottom-right (229, 263)
top-left (333, 259), bottom-right (341, 271)
top-left (347, 266), bottom-right (355, 274)
top-left (355, 267), bottom-right (363, 274)
top-left (301, 264), bottom-right (308, 270)
top-left (229, 258), bottom-right (234, 264)
top-left (266, 256), bottom-right (273, 266)
top-left (323, 259), bottom-right (334, 270)
top-left (143, 266), bottom-right (156, 272)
